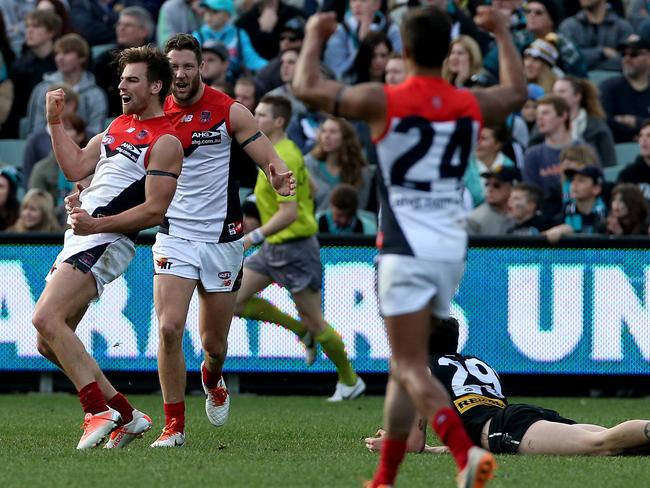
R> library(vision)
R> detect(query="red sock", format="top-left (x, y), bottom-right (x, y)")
top-left (107, 392), bottom-right (134, 424)
top-left (78, 382), bottom-right (108, 415)
top-left (201, 363), bottom-right (222, 389)
top-left (164, 401), bottom-right (185, 433)
top-left (432, 407), bottom-right (473, 470)
top-left (371, 438), bottom-right (407, 487)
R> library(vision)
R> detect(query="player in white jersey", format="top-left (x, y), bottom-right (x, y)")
top-left (293, 6), bottom-right (526, 488)
top-left (149, 34), bottom-right (295, 448)
top-left (31, 46), bottom-right (184, 450)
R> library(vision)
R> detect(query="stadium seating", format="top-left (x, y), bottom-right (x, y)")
top-left (588, 70), bottom-right (620, 85)
top-left (0, 139), bottom-right (26, 167)
top-left (614, 142), bottom-right (639, 166)
top-left (18, 117), bottom-right (29, 139)
top-left (91, 43), bottom-right (117, 62)
top-left (604, 164), bottom-right (625, 183)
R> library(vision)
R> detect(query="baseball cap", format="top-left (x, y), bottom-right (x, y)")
top-left (617, 34), bottom-right (650, 52)
top-left (524, 38), bottom-right (558, 67)
top-left (480, 166), bottom-right (521, 184)
top-left (564, 165), bottom-right (604, 185)
top-left (281, 17), bottom-right (305, 38)
top-left (202, 40), bottom-right (229, 61)
top-left (200, 0), bottom-right (234, 16)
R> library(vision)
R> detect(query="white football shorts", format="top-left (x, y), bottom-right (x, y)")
top-left (376, 253), bottom-right (465, 318)
top-left (152, 233), bottom-right (244, 292)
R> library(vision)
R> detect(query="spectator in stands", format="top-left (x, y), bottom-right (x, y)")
top-left (22, 83), bottom-right (78, 188)
top-left (304, 116), bottom-right (375, 213)
top-left (317, 183), bottom-right (376, 235)
top-left (37, 0), bottom-right (74, 36)
top-left (558, 0), bottom-right (633, 71)
top-left (524, 95), bottom-right (588, 195)
top-left (0, 166), bottom-right (20, 231)
top-left (29, 113), bottom-right (87, 225)
top-left (253, 16), bottom-right (304, 98)
top-left (464, 124), bottom-right (517, 207)
top-left (92, 6), bottom-right (154, 117)
top-left (157, 0), bottom-right (202, 47)
top-left (323, 0), bottom-right (401, 80)
top-left (466, 166), bottom-right (519, 236)
top-left (521, 82), bottom-right (545, 134)
top-left (0, 11), bottom-right (14, 133)
top-left (27, 33), bottom-right (108, 137)
top-left (442, 35), bottom-right (495, 88)
top-left (551, 76), bottom-right (616, 166)
top-left (545, 165), bottom-right (607, 242)
top-left (344, 31), bottom-right (392, 84)
top-left (0, 0), bottom-right (36, 55)
top-left (2, 9), bottom-right (61, 138)
top-left (234, 76), bottom-right (258, 112)
top-left (617, 119), bottom-right (650, 201)
top-left (68, 0), bottom-right (118, 46)
top-left (193, 0), bottom-right (268, 82)
top-left (484, 0), bottom-right (588, 79)
top-left (8, 188), bottom-right (60, 232)
top-left (600, 34), bottom-right (650, 143)
top-left (200, 40), bottom-right (230, 85)
top-left (523, 35), bottom-right (559, 93)
top-left (267, 48), bottom-right (307, 118)
top-left (627, 0), bottom-right (650, 30)
top-left (506, 182), bottom-right (551, 234)
top-left (384, 53), bottom-right (406, 85)
top-left (602, 183), bottom-right (649, 235)
top-left (235, 0), bottom-right (305, 61)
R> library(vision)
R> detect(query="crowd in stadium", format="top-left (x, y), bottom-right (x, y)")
top-left (0, 0), bottom-right (649, 239)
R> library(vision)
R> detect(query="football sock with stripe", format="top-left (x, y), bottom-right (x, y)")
top-left (315, 325), bottom-right (357, 386)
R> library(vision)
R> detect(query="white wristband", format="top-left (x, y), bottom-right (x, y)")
top-left (249, 228), bottom-right (265, 245)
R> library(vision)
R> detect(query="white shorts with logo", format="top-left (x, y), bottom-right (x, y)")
top-left (377, 254), bottom-right (465, 318)
top-left (46, 229), bottom-right (135, 298)
top-left (153, 233), bottom-right (244, 292)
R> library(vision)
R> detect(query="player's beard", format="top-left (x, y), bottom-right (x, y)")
top-left (173, 74), bottom-right (201, 102)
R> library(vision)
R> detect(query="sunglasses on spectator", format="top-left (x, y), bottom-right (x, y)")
top-left (622, 50), bottom-right (644, 58)
top-left (486, 181), bottom-right (503, 189)
top-left (524, 8), bottom-right (546, 16)
top-left (280, 34), bottom-right (300, 42)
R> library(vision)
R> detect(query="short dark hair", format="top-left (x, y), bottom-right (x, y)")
top-left (118, 45), bottom-right (173, 104)
top-left (330, 183), bottom-right (358, 214)
top-left (511, 183), bottom-right (543, 209)
top-left (259, 95), bottom-right (292, 130)
top-left (165, 33), bottom-right (202, 65)
top-left (429, 316), bottom-right (460, 355)
top-left (401, 6), bottom-right (451, 68)
top-left (538, 94), bottom-right (571, 129)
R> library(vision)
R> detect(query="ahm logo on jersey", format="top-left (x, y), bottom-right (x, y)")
top-left (191, 130), bottom-right (221, 145)
top-left (115, 141), bottom-right (142, 163)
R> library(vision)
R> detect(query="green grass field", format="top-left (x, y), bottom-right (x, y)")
top-left (1, 393), bottom-right (649, 487)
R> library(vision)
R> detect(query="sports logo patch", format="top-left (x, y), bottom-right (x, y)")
top-left (227, 221), bottom-right (242, 235)
top-left (126, 127), bottom-right (136, 133)
top-left (136, 129), bottom-right (149, 140)
top-left (200, 110), bottom-right (212, 123)
top-left (218, 271), bottom-right (231, 279)
top-left (181, 114), bottom-right (193, 122)
top-left (115, 141), bottom-right (142, 163)
top-left (155, 256), bottom-right (173, 270)
top-left (102, 134), bottom-right (115, 145)
top-left (191, 130), bottom-right (221, 145)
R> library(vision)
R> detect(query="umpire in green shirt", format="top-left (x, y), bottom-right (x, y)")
top-left (234, 95), bottom-right (365, 401)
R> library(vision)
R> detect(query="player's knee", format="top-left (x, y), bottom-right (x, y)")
top-left (32, 308), bottom-right (56, 340)
top-left (36, 335), bottom-right (54, 360)
top-left (159, 320), bottom-right (185, 350)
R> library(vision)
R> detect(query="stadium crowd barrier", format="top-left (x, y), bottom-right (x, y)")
top-left (1, 233), bottom-right (649, 378)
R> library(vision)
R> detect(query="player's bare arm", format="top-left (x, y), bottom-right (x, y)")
top-left (292, 12), bottom-right (386, 137)
top-left (47, 88), bottom-right (103, 181)
top-left (230, 102), bottom-right (296, 196)
top-left (472, 6), bottom-right (527, 125)
top-left (69, 135), bottom-right (183, 235)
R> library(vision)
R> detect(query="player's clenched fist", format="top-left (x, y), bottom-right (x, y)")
top-left (45, 88), bottom-right (66, 126)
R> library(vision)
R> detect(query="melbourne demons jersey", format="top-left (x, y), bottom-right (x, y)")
top-left (430, 353), bottom-right (507, 445)
top-left (80, 114), bottom-right (177, 242)
top-left (161, 86), bottom-right (243, 242)
top-left (375, 76), bottom-right (482, 261)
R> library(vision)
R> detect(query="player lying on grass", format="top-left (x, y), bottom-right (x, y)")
top-left (365, 317), bottom-right (650, 456)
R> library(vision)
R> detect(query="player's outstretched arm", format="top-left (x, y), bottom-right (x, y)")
top-left (292, 13), bottom-right (386, 135)
top-left (472, 6), bottom-right (527, 126)
top-left (230, 102), bottom-right (296, 196)
top-left (46, 88), bottom-right (102, 181)
top-left (68, 135), bottom-right (183, 235)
